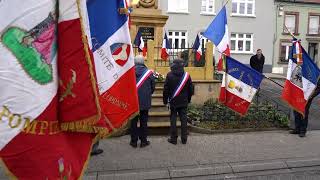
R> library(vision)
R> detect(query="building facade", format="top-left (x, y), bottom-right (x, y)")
top-left (158, 0), bottom-right (276, 73)
top-left (273, 0), bottom-right (320, 74)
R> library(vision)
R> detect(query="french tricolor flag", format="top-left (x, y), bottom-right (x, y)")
top-left (203, 6), bottom-right (230, 71)
top-left (134, 29), bottom-right (147, 56)
top-left (219, 56), bottom-right (264, 115)
top-left (282, 39), bottom-right (320, 115)
top-left (86, 0), bottom-right (139, 133)
top-left (161, 32), bottom-right (171, 61)
top-left (192, 33), bottom-right (202, 61)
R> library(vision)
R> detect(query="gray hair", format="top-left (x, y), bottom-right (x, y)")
top-left (134, 55), bottom-right (145, 65)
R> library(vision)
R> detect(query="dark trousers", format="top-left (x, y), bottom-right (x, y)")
top-left (293, 111), bottom-right (308, 133)
top-left (293, 99), bottom-right (312, 133)
top-left (92, 141), bottom-right (99, 151)
top-left (170, 107), bottom-right (188, 141)
top-left (130, 110), bottom-right (149, 143)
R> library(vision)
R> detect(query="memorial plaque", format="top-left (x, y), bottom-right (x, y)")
top-left (139, 27), bottom-right (154, 41)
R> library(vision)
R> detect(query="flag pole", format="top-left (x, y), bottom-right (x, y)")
top-left (263, 75), bottom-right (284, 88)
top-left (284, 25), bottom-right (297, 39)
top-left (223, 0), bottom-right (230, 7)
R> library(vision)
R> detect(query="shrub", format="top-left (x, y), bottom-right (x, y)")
top-left (187, 98), bottom-right (289, 129)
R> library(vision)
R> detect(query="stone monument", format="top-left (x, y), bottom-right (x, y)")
top-left (130, 0), bottom-right (168, 47)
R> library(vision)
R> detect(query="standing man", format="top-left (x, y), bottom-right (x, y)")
top-left (250, 49), bottom-right (265, 73)
top-left (130, 55), bottom-right (155, 148)
top-left (163, 59), bottom-right (194, 145)
top-left (290, 80), bottom-right (320, 137)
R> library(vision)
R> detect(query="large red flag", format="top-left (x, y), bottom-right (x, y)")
top-left (58, 0), bottom-right (108, 135)
top-left (0, 0), bottom-right (102, 179)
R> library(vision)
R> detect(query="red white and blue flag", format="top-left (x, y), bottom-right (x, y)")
top-left (203, 6), bottom-right (230, 71)
top-left (0, 0), bottom-right (100, 179)
top-left (85, 0), bottom-right (139, 133)
top-left (161, 32), bottom-right (171, 61)
top-left (192, 33), bottom-right (202, 61)
top-left (134, 28), bottom-right (147, 56)
top-left (219, 56), bottom-right (264, 115)
top-left (282, 39), bottom-right (320, 115)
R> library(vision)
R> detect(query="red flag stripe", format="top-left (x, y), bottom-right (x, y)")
top-left (281, 80), bottom-right (306, 114)
top-left (219, 87), bottom-right (251, 116)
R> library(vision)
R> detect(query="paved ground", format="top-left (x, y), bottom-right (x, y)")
top-left (83, 131), bottom-right (320, 180)
top-left (260, 74), bottom-right (320, 130)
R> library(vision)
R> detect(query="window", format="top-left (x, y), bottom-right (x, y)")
top-left (168, 0), bottom-right (188, 13)
top-left (283, 12), bottom-right (299, 34)
top-left (168, 31), bottom-right (188, 49)
top-left (279, 40), bottom-right (292, 63)
top-left (308, 14), bottom-right (320, 35)
top-left (230, 33), bottom-right (253, 53)
top-left (201, 0), bottom-right (215, 14)
top-left (231, 0), bottom-right (255, 16)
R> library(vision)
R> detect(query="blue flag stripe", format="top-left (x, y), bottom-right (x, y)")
top-left (164, 33), bottom-right (171, 49)
top-left (301, 47), bottom-right (320, 85)
top-left (192, 34), bottom-right (200, 50)
top-left (87, 0), bottom-right (127, 52)
top-left (203, 6), bottom-right (227, 46)
top-left (226, 56), bottom-right (264, 89)
top-left (134, 29), bottom-right (143, 52)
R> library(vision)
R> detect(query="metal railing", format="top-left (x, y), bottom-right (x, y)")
top-left (133, 44), bottom-right (209, 68)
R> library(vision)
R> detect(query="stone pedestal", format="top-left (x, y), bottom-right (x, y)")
top-left (130, 6), bottom-right (168, 47)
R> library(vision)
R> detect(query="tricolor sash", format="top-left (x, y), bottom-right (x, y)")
top-left (172, 72), bottom-right (190, 99)
top-left (136, 69), bottom-right (153, 89)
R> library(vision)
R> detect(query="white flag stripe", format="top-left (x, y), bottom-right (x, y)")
top-left (139, 37), bottom-right (144, 50)
top-left (223, 73), bottom-right (258, 102)
top-left (0, 1), bottom-right (58, 150)
top-left (286, 59), bottom-right (295, 80)
top-left (302, 77), bottom-right (317, 100)
top-left (92, 21), bottom-right (134, 94)
top-left (216, 25), bottom-right (229, 53)
top-left (0, 0), bottom-right (53, 30)
top-left (162, 38), bottom-right (166, 48)
top-left (58, 0), bottom-right (79, 23)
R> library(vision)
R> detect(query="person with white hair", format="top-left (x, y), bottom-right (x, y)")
top-left (130, 55), bottom-right (155, 148)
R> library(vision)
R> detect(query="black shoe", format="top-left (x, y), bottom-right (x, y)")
top-left (130, 141), bottom-right (138, 148)
top-left (299, 133), bottom-right (306, 138)
top-left (181, 139), bottom-right (187, 144)
top-left (168, 138), bottom-right (177, 145)
top-left (140, 141), bottom-right (150, 148)
top-left (91, 149), bottom-right (103, 156)
top-left (289, 130), bottom-right (300, 134)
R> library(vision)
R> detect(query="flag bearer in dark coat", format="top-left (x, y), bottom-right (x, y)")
top-left (291, 80), bottom-right (320, 137)
top-left (163, 59), bottom-right (194, 145)
top-left (130, 55), bottom-right (155, 148)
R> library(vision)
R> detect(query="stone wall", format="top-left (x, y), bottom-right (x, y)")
top-left (191, 80), bottom-right (221, 105)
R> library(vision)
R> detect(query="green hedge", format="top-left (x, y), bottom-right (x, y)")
top-left (187, 98), bottom-right (289, 130)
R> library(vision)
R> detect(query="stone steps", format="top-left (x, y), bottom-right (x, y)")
top-left (150, 102), bottom-right (168, 112)
top-left (149, 111), bottom-right (170, 122)
top-left (154, 86), bottom-right (164, 94)
top-left (151, 94), bottom-right (164, 103)
top-left (148, 82), bottom-right (171, 132)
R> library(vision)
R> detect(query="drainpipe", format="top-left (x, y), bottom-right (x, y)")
top-left (272, 4), bottom-right (279, 73)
